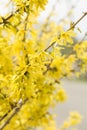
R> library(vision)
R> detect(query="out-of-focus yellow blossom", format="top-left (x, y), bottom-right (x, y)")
top-left (0, 0), bottom-right (86, 130)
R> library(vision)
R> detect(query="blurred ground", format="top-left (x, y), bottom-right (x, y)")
top-left (52, 79), bottom-right (87, 130)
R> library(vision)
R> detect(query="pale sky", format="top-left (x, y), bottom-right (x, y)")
top-left (38, 0), bottom-right (87, 38)
top-left (0, 0), bottom-right (87, 38)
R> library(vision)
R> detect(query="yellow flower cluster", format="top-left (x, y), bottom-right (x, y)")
top-left (0, 0), bottom-right (86, 130)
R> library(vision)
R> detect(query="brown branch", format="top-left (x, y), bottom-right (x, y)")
top-left (67, 12), bottom-right (87, 31)
top-left (0, 8), bottom-right (21, 25)
top-left (22, 10), bottom-right (30, 65)
top-left (44, 12), bottom-right (87, 51)
top-left (44, 42), bottom-right (55, 51)
top-left (0, 99), bottom-right (28, 130)
top-left (22, 13), bottom-right (29, 42)
top-left (0, 110), bottom-right (11, 122)
top-left (0, 12), bottom-right (29, 121)
top-left (44, 40), bottom-right (86, 76)
top-left (0, 10), bottom-right (29, 126)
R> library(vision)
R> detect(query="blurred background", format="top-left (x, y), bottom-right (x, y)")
top-left (0, 0), bottom-right (87, 129)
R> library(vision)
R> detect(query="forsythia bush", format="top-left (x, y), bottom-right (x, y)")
top-left (0, 0), bottom-right (87, 130)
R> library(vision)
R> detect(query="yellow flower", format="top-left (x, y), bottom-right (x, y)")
top-left (69, 112), bottom-right (82, 126)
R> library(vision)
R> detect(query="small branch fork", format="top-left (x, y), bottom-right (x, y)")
top-left (44, 12), bottom-right (87, 51)
top-left (0, 8), bottom-right (21, 25)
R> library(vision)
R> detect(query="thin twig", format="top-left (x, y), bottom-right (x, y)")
top-left (67, 12), bottom-right (87, 31)
top-left (22, 10), bottom-right (30, 65)
top-left (44, 12), bottom-right (87, 51)
top-left (0, 8), bottom-right (21, 25)
top-left (0, 13), bottom-right (30, 128)
top-left (44, 42), bottom-right (55, 51)
top-left (0, 99), bottom-right (28, 130)
top-left (0, 110), bottom-right (11, 122)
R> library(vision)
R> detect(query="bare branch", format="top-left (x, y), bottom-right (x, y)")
top-left (0, 110), bottom-right (11, 122)
top-left (0, 99), bottom-right (28, 130)
top-left (44, 42), bottom-right (55, 51)
top-left (44, 12), bottom-right (87, 51)
top-left (67, 12), bottom-right (87, 31)
top-left (0, 8), bottom-right (21, 25)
